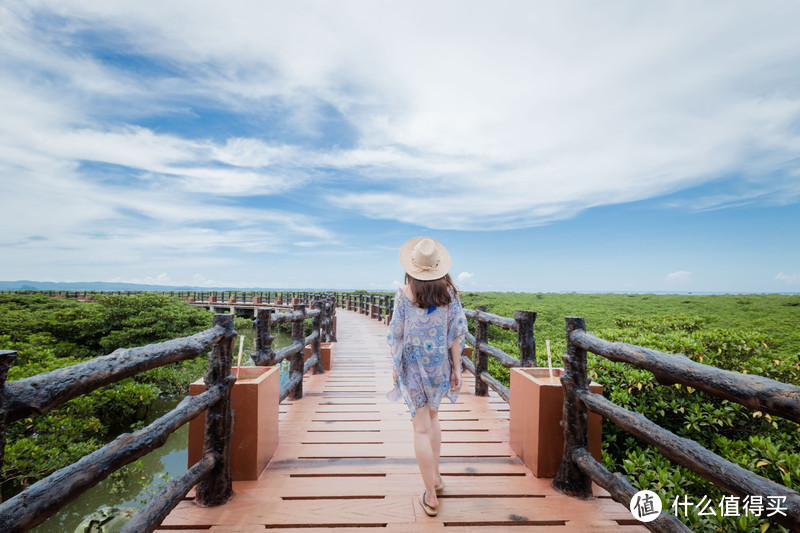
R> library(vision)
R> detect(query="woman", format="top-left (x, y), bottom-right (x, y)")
top-left (386, 236), bottom-right (468, 517)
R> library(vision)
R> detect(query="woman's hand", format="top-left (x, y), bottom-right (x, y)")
top-left (392, 369), bottom-right (398, 384)
top-left (450, 367), bottom-right (462, 391)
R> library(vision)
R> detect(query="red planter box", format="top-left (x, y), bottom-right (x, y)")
top-left (188, 366), bottom-right (279, 481)
top-left (510, 367), bottom-right (603, 478)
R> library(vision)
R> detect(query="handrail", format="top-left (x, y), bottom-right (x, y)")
top-left (4, 325), bottom-right (228, 422)
top-left (464, 308), bottom-right (518, 331)
top-left (553, 316), bottom-right (800, 533)
top-left (461, 306), bottom-right (537, 401)
top-left (0, 313), bottom-right (237, 533)
top-left (570, 329), bottom-right (800, 423)
top-left (267, 296), bottom-right (336, 402)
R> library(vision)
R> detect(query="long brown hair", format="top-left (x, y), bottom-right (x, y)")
top-left (405, 273), bottom-right (459, 309)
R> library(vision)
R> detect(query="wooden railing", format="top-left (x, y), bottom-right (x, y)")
top-left (249, 295), bottom-right (337, 401)
top-left (335, 292), bottom-right (537, 402)
top-left (337, 292), bottom-right (393, 321)
top-left (461, 306), bottom-right (537, 402)
top-left (0, 294), bottom-right (336, 533)
top-left (553, 316), bottom-right (800, 533)
top-left (0, 314), bottom-right (236, 533)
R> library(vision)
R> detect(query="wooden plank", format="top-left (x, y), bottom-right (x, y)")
top-left (228, 473), bottom-right (559, 498)
top-left (272, 441), bottom-right (512, 459)
top-left (264, 457), bottom-right (532, 476)
top-left (161, 496), bottom-right (412, 527)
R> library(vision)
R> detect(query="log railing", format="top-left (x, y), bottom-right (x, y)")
top-left (553, 316), bottom-right (800, 533)
top-left (0, 293), bottom-right (337, 532)
top-left (250, 295), bottom-right (337, 402)
top-left (335, 291), bottom-right (537, 403)
top-left (0, 314), bottom-right (237, 533)
top-left (461, 306), bottom-right (537, 402)
top-left (337, 292), bottom-right (393, 322)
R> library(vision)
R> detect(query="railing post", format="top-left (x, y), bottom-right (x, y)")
top-left (514, 310), bottom-right (537, 367)
top-left (331, 297), bottom-right (338, 341)
top-left (195, 314), bottom-right (235, 506)
top-left (253, 308), bottom-right (276, 365)
top-left (0, 350), bottom-right (16, 497)
top-left (289, 304), bottom-right (306, 400)
top-left (312, 300), bottom-right (324, 374)
top-left (553, 316), bottom-right (592, 497)
top-left (474, 306), bottom-right (489, 396)
top-left (320, 300), bottom-right (330, 343)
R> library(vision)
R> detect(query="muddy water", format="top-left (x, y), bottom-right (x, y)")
top-left (31, 329), bottom-right (291, 533)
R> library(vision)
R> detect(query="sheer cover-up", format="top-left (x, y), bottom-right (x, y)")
top-left (386, 289), bottom-right (468, 418)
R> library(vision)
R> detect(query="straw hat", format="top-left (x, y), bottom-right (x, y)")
top-left (399, 236), bottom-right (452, 280)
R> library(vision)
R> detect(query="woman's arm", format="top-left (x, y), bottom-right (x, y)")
top-left (449, 339), bottom-right (462, 391)
top-left (447, 297), bottom-right (467, 391)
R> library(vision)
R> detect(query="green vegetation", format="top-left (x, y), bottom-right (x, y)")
top-left (0, 293), bottom-right (212, 491)
top-left (457, 292), bottom-right (800, 533)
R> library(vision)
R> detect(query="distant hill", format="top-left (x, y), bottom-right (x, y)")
top-left (0, 280), bottom-right (363, 292)
top-left (0, 280), bottom-right (205, 291)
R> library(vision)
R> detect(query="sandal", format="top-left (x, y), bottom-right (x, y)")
top-left (434, 474), bottom-right (445, 495)
top-left (419, 491), bottom-right (438, 517)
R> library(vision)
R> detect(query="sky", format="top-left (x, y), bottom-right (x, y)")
top-left (1, 1), bottom-right (799, 293)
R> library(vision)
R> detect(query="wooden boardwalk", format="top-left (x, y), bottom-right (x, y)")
top-left (157, 309), bottom-right (645, 532)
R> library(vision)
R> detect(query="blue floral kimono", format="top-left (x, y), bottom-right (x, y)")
top-left (386, 288), bottom-right (468, 417)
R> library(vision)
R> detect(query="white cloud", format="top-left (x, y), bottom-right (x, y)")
top-left (775, 272), bottom-right (800, 285)
top-left (665, 271), bottom-right (692, 283)
top-left (457, 272), bottom-right (475, 286)
top-left (110, 273), bottom-right (173, 285)
top-left (4, 2), bottom-right (799, 230)
top-left (192, 273), bottom-right (216, 286)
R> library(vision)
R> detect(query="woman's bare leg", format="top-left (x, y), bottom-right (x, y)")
top-left (412, 406), bottom-right (439, 508)
top-left (429, 409), bottom-right (442, 484)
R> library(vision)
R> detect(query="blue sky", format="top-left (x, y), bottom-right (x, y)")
top-left (1, 1), bottom-right (799, 292)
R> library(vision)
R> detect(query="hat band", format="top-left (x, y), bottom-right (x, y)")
top-left (411, 256), bottom-right (440, 273)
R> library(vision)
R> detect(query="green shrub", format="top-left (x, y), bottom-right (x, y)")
top-left (0, 293), bottom-right (214, 489)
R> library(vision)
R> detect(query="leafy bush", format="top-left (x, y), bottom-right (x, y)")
top-left (0, 293), bottom-right (213, 490)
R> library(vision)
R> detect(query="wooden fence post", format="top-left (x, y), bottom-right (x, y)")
top-left (320, 299), bottom-right (330, 343)
top-left (195, 314), bottom-right (235, 506)
top-left (253, 308), bottom-right (276, 365)
top-left (0, 350), bottom-right (16, 495)
top-left (312, 300), bottom-right (324, 374)
top-left (474, 306), bottom-right (489, 397)
top-left (514, 311), bottom-right (537, 367)
top-left (289, 304), bottom-right (306, 400)
top-left (553, 316), bottom-right (592, 497)
top-left (325, 297), bottom-right (337, 343)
